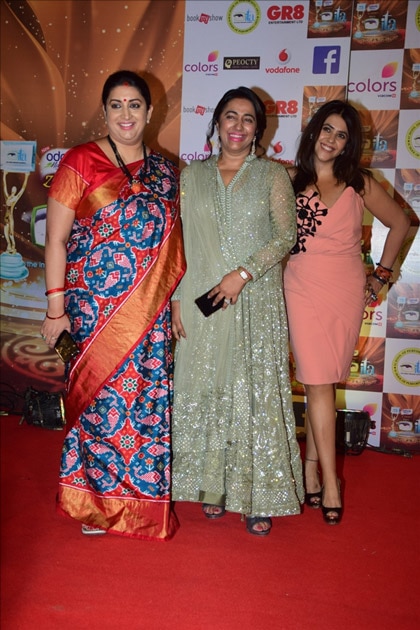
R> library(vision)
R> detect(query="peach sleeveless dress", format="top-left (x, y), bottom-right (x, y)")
top-left (284, 187), bottom-right (366, 385)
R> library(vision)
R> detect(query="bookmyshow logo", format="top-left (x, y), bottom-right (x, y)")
top-left (182, 105), bottom-right (214, 116)
top-left (224, 56), bottom-right (260, 70)
top-left (186, 13), bottom-right (224, 23)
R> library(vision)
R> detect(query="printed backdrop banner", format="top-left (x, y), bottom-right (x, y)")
top-left (1, 0), bottom-right (419, 453)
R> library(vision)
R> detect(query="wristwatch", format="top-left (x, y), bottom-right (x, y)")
top-left (237, 267), bottom-right (250, 281)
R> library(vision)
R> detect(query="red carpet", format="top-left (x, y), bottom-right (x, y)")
top-left (1, 415), bottom-right (419, 629)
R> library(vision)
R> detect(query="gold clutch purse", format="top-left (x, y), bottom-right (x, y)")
top-left (54, 330), bottom-right (80, 363)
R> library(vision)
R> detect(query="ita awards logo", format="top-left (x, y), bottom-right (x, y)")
top-left (392, 347), bottom-right (420, 388)
top-left (227, 0), bottom-right (261, 34)
top-left (406, 119), bottom-right (420, 160)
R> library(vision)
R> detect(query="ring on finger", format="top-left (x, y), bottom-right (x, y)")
top-left (224, 298), bottom-right (231, 305)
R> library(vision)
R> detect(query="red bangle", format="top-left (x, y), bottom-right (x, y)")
top-left (46, 312), bottom-right (66, 320)
top-left (45, 287), bottom-right (65, 296)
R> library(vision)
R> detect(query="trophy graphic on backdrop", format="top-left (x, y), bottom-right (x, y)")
top-left (389, 407), bottom-right (400, 438)
top-left (0, 141), bottom-right (36, 281)
top-left (354, 2), bottom-right (366, 38)
top-left (403, 181), bottom-right (414, 205)
top-left (410, 63), bottom-right (420, 99)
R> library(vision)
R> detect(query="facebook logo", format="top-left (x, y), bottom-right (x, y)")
top-left (312, 46), bottom-right (341, 74)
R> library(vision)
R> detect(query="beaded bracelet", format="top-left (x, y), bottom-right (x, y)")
top-left (45, 287), bottom-right (65, 296)
top-left (46, 312), bottom-right (66, 320)
top-left (372, 273), bottom-right (387, 286)
top-left (376, 262), bottom-right (393, 273)
top-left (372, 264), bottom-right (393, 285)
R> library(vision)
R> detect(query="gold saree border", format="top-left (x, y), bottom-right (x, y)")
top-left (58, 484), bottom-right (179, 541)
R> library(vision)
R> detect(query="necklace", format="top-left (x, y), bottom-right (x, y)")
top-left (107, 135), bottom-right (147, 194)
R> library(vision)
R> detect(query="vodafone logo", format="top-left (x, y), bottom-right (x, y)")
top-left (278, 49), bottom-right (290, 65)
top-left (265, 49), bottom-right (300, 74)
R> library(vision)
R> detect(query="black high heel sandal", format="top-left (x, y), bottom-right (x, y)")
top-left (304, 457), bottom-right (322, 509)
top-left (305, 490), bottom-right (322, 509)
top-left (321, 482), bottom-right (342, 525)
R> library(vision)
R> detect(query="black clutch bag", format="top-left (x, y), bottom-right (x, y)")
top-left (195, 289), bottom-right (224, 317)
top-left (54, 330), bottom-right (80, 363)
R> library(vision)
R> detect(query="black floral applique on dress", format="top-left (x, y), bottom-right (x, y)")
top-left (290, 190), bottom-right (328, 255)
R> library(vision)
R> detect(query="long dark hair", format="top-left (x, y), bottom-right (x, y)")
top-left (293, 100), bottom-right (370, 195)
top-left (205, 86), bottom-right (267, 158)
top-left (101, 70), bottom-right (151, 109)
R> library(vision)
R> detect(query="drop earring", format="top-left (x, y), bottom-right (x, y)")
top-left (251, 136), bottom-right (256, 155)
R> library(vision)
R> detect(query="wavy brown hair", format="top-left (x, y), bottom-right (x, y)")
top-left (293, 100), bottom-right (371, 195)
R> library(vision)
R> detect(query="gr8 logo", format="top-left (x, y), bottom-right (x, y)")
top-left (265, 99), bottom-right (299, 116)
top-left (267, 4), bottom-right (305, 22)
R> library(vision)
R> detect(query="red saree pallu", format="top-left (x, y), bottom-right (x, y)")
top-left (49, 143), bottom-right (185, 540)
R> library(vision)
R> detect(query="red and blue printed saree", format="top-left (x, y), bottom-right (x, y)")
top-left (49, 142), bottom-right (185, 540)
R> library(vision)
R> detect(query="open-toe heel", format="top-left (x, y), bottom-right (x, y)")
top-left (321, 482), bottom-right (342, 526)
top-left (305, 490), bottom-right (322, 509)
top-left (202, 503), bottom-right (226, 519)
top-left (246, 516), bottom-right (272, 536)
top-left (304, 458), bottom-right (322, 509)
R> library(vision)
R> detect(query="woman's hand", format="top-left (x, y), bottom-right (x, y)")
top-left (40, 315), bottom-right (71, 349)
top-left (364, 274), bottom-right (384, 306)
top-left (171, 300), bottom-right (186, 341)
top-left (208, 269), bottom-right (249, 309)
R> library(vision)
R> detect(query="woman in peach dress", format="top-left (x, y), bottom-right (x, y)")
top-left (284, 100), bottom-right (409, 525)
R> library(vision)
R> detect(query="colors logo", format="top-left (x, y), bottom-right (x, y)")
top-left (184, 51), bottom-right (218, 75)
top-left (348, 63), bottom-right (398, 96)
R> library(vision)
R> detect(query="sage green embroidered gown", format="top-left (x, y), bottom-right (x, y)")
top-left (172, 155), bottom-right (304, 517)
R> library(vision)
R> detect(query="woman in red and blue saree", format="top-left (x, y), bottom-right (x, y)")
top-left (40, 70), bottom-right (186, 541)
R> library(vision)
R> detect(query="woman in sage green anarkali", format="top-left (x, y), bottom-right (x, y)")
top-left (171, 87), bottom-right (303, 535)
